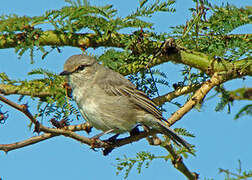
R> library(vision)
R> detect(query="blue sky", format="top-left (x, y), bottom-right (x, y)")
top-left (0, 0), bottom-right (251, 180)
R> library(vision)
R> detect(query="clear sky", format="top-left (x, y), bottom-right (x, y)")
top-left (0, 0), bottom-right (251, 180)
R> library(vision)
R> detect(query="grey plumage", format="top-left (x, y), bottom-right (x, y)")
top-left (60, 54), bottom-right (191, 150)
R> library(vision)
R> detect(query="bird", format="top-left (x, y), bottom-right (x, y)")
top-left (59, 54), bottom-right (191, 150)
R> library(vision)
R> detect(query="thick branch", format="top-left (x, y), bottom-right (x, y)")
top-left (0, 31), bottom-right (251, 76)
top-left (0, 84), bottom-right (52, 98)
top-left (0, 31), bottom-right (125, 49)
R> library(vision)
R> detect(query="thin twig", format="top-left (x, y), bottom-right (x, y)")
top-left (153, 84), bottom-right (201, 106)
top-left (0, 133), bottom-right (57, 153)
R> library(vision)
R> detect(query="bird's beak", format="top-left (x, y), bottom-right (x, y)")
top-left (59, 71), bottom-right (71, 76)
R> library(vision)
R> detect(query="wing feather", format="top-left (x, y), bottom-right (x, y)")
top-left (95, 67), bottom-right (164, 120)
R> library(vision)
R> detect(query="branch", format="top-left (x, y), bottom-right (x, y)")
top-left (0, 84), bottom-right (53, 98)
top-left (0, 31), bottom-right (251, 76)
top-left (0, 122), bottom-right (95, 153)
top-left (0, 133), bottom-right (57, 153)
top-left (167, 72), bottom-right (228, 125)
top-left (162, 143), bottom-right (198, 180)
top-left (0, 31), bottom-right (125, 49)
top-left (153, 84), bottom-right (201, 106)
top-left (0, 95), bottom-right (38, 125)
top-left (143, 133), bottom-right (197, 179)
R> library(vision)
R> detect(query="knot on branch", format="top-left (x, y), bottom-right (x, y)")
top-left (162, 38), bottom-right (179, 55)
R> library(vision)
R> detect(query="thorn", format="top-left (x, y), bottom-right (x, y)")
top-left (33, 121), bottom-right (41, 134)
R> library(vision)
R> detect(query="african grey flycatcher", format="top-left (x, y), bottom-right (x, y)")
top-left (59, 54), bottom-right (191, 150)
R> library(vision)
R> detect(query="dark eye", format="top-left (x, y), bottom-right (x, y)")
top-left (77, 65), bottom-right (85, 71)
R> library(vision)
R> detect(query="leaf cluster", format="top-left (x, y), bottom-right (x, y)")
top-left (172, 2), bottom-right (251, 60)
top-left (27, 69), bottom-right (80, 123)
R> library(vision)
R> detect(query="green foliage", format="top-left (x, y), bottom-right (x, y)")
top-left (219, 160), bottom-right (252, 180)
top-left (98, 49), bottom-right (129, 70)
top-left (115, 143), bottom-right (194, 179)
top-left (169, 2), bottom-right (251, 119)
top-left (174, 128), bottom-right (195, 138)
top-left (180, 66), bottom-right (208, 85)
top-left (204, 85), bottom-right (252, 120)
top-left (65, 0), bottom-right (90, 7)
top-left (0, 72), bottom-right (18, 84)
top-left (234, 104), bottom-right (252, 120)
top-left (27, 69), bottom-right (80, 123)
top-left (116, 152), bottom-right (159, 179)
top-left (215, 85), bottom-right (232, 113)
top-left (173, 2), bottom-right (251, 60)
top-left (129, 0), bottom-right (175, 18)
top-left (128, 68), bottom-right (169, 98)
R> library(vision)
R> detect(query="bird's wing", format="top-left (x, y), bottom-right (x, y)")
top-left (95, 67), bottom-right (164, 121)
top-left (95, 67), bottom-right (192, 151)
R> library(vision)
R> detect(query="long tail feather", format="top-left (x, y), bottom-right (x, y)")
top-left (156, 120), bottom-right (191, 151)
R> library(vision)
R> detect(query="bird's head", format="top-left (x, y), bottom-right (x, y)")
top-left (59, 54), bottom-right (97, 76)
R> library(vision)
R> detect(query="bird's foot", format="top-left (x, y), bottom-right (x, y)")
top-left (90, 129), bottom-right (115, 151)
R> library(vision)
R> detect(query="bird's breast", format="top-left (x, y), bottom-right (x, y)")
top-left (71, 86), bottom-right (137, 133)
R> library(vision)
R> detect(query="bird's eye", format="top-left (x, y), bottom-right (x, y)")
top-left (77, 65), bottom-right (85, 71)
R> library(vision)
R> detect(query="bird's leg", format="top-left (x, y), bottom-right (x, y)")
top-left (91, 130), bottom-right (119, 156)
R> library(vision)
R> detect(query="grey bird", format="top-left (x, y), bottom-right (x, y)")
top-left (59, 54), bottom-right (191, 150)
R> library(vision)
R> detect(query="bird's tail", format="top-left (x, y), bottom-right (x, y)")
top-left (155, 119), bottom-right (191, 151)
